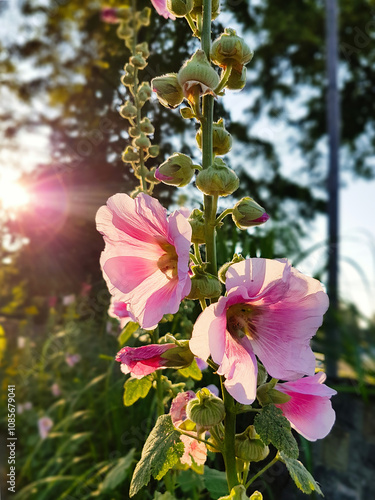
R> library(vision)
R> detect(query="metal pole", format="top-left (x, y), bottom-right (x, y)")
top-left (325, 0), bottom-right (340, 378)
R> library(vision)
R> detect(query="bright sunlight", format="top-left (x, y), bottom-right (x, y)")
top-left (0, 176), bottom-right (30, 210)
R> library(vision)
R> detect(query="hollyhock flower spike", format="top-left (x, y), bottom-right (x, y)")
top-left (170, 391), bottom-right (207, 466)
top-left (190, 258), bottom-right (329, 405)
top-left (96, 193), bottom-right (192, 329)
top-left (274, 372), bottom-right (337, 441)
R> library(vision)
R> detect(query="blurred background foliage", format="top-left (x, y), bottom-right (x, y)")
top-left (1, 0), bottom-right (375, 498)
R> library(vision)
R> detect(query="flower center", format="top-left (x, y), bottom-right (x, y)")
top-left (157, 243), bottom-right (178, 280)
top-left (226, 303), bottom-right (257, 340)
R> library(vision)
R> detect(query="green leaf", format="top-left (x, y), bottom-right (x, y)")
top-left (178, 358), bottom-right (203, 380)
top-left (129, 415), bottom-right (184, 497)
top-left (279, 452), bottom-right (323, 496)
top-left (123, 376), bottom-right (152, 406)
top-left (203, 467), bottom-right (229, 499)
top-left (118, 321), bottom-right (139, 346)
top-left (254, 405), bottom-right (299, 459)
top-left (100, 449), bottom-right (135, 492)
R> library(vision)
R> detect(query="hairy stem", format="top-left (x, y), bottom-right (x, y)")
top-left (221, 379), bottom-right (240, 490)
top-left (245, 454), bottom-right (280, 489)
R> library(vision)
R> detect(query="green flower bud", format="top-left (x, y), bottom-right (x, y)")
top-left (121, 72), bottom-right (135, 87)
top-left (211, 28), bottom-right (253, 70)
top-left (119, 101), bottom-right (137, 119)
top-left (152, 73), bottom-right (184, 109)
top-left (138, 7), bottom-right (151, 26)
top-left (135, 41), bottom-right (150, 59)
top-left (232, 197), bottom-right (269, 229)
top-left (180, 107), bottom-right (195, 119)
top-left (196, 118), bottom-right (232, 156)
top-left (160, 340), bottom-right (195, 369)
top-left (130, 54), bottom-right (147, 70)
top-left (117, 7), bottom-right (132, 22)
top-left (140, 117), bottom-right (155, 135)
top-left (155, 153), bottom-right (195, 187)
top-left (124, 63), bottom-right (135, 75)
top-left (145, 167), bottom-right (161, 184)
top-left (148, 145), bottom-right (160, 158)
top-left (186, 388), bottom-right (225, 429)
top-left (187, 267), bottom-right (222, 300)
top-left (122, 146), bottom-right (139, 163)
top-left (133, 133), bottom-right (151, 150)
top-left (227, 66), bottom-right (247, 90)
top-left (190, 0), bottom-right (219, 21)
top-left (138, 82), bottom-right (152, 103)
top-left (167, 0), bottom-right (193, 17)
top-left (178, 50), bottom-right (220, 103)
top-left (195, 157), bottom-right (239, 197)
top-left (218, 254), bottom-right (245, 283)
top-left (250, 493), bottom-right (263, 500)
top-left (219, 485), bottom-right (252, 500)
top-left (235, 425), bottom-right (269, 462)
top-left (116, 22), bottom-right (133, 40)
top-left (257, 382), bottom-right (291, 406)
top-left (188, 208), bottom-right (205, 244)
top-left (129, 126), bottom-right (140, 138)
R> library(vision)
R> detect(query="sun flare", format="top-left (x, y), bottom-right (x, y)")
top-left (0, 178), bottom-right (30, 210)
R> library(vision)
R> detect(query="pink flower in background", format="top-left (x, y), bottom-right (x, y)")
top-left (116, 343), bottom-right (175, 378)
top-left (51, 383), bottom-right (61, 397)
top-left (62, 294), bottom-right (75, 306)
top-left (150, 0), bottom-right (175, 19)
top-left (80, 282), bottom-right (92, 297)
top-left (65, 354), bottom-right (81, 367)
top-left (275, 372), bottom-right (337, 441)
top-left (48, 296), bottom-right (57, 308)
top-left (96, 193), bottom-right (192, 329)
top-left (170, 391), bottom-right (207, 466)
top-left (17, 336), bottom-right (26, 349)
top-left (108, 297), bottom-right (132, 328)
top-left (190, 258), bottom-right (329, 405)
top-left (101, 7), bottom-right (120, 24)
top-left (38, 417), bottom-right (53, 440)
top-left (196, 358), bottom-right (208, 371)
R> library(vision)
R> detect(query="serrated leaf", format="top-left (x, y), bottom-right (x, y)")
top-left (178, 359), bottom-right (203, 380)
top-left (254, 405), bottom-right (299, 459)
top-left (118, 321), bottom-right (139, 346)
top-left (279, 452), bottom-right (323, 496)
top-left (100, 449), bottom-right (135, 492)
top-left (204, 467), bottom-right (229, 499)
top-left (123, 376), bottom-right (152, 406)
top-left (129, 415), bottom-right (184, 497)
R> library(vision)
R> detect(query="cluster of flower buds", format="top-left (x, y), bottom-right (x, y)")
top-left (186, 387), bottom-right (225, 429)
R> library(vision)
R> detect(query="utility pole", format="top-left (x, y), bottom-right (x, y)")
top-left (325, 0), bottom-right (340, 378)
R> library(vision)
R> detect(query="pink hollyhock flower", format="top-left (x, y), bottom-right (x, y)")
top-left (170, 391), bottom-right (207, 466)
top-left (96, 193), bottom-right (192, 329)
top-left (38, 416), bottom-right (53, 440)
top-left (116, 343), bottom-right (176, 378)
top-left (51, 383), bottom-right (61, 397)
top-left (101, 7), bottom-right (120, 24)
top-left (150, 0), bottom-right (175, 19)
top-left (274, 372), bottom-right (337, 441)
top-left (190, 258), bottom-right (329, 405)
top-left (108, 297), bottom-right (132, 329)
top-left (48, 296), bottom-right (57, 308)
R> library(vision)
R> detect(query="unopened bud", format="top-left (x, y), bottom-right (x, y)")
top-left (232, 197), bottom-right (269, 229)
top-left (178, 50), bottom-right (220, 103)
top-left (180, 107), bottom-right (195, 119)
top-left (129, 126), bottom-right (140, 138)
top-left (187, 267), bottom-right (222, 300)
top-left (218, 254), bottom-right (245, 283)
top-left (135, 42), bottom-right (150, 59)
top-left (148, 145), bottom-right (160, 158)
top-left (138, 7), bottom-right (151, 26)
top-left (186, 388), bottom-right (225, 429)
top-left (160, 340), bottom-right (195, 369)
top-left (235, 425), bottom-right (269, 462)
top-left (211, 28), bottom-right (253, 70)
top-left (190, 0), bottom-right (219, 21)
top-left (227, 66), bottom-right (247, 90)
top-left (188, 208), bottom-right (205, 244)
top-left (140, 117), bottom-right (155, 135)
top-left (257, 382), bottom-right (291, 406)
top-left (133, 133), bottom-right (151, 150)
top-left (167, 0), bottom-right (193, 17)
top-left (122, 146), bottom-right (139, 163)
top-left (130, 54), bottom-right (147, 70)
top-left (195, 157), bottom-right (239, 197)
top-left (116, 22), bottom-right (133, 40)
top-left (119, 101), bottom-right (137, 119)
top-left (145, 167), bottom-right (161, 184)
top-left (220, 485), bottom-right (253, 500)
top-left (155, 153), bottom-right (195, 187)
top-left (138, 82), bottom-right (152, 102)
top-left (152, 73), bottom-right (184, 109)
top-left (196, 118), bottom-right (232, 156)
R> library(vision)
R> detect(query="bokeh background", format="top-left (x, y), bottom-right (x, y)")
top-left (1, 0), bottom-right (375, 498)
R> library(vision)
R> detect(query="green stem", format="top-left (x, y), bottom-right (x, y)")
top-left (194, 242), bottom-right (204, 265)
top-left (221, 380), bottom-right (239, 490)
top-left (245, 454), bottom-right (280, 489)
top-left (216, 207), bottom-right (234, 224)
top-left (215, 64), bottom-right (233, 94)
top-left (177, 429), bottom-right (220, 451)
top-left (185, 12), bottom-right (199, 37)
top-left (189, 252), bottom-right (200, 266)
top-left (199, 298), bottom-right (207, 310)
top-left (151, 328), bottom-right (164, 416)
